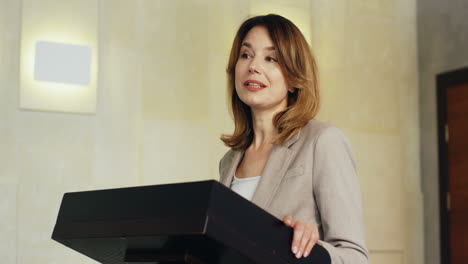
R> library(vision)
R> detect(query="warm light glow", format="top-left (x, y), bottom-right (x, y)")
top-left (19, 0), bottom-right (98, 114)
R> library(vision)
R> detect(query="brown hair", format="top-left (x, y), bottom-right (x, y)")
top-left (221, 14), bottom-right (320, 151)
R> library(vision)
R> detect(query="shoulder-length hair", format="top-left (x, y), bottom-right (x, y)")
top-left (221, 14), bottom-right (320, 151)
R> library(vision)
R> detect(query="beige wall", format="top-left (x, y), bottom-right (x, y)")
top-left (0, 0), bottom-right (422, 263)
top-left (310, 1), bottom-right (422, 264)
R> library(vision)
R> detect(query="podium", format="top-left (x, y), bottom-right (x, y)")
top-left (52, 180), bottom-right (331, 264)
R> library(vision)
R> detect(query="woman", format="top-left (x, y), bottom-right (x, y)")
top-left (219, 14), bottom-right (369, 263)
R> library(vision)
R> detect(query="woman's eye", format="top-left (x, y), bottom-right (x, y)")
top-left (267, 57), bottom-right (278, 62)
top-left (241, 53), bottom-right (252, 59)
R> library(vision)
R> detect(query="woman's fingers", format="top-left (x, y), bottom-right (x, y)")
top-left (284, 216), bottom-right (319, 258)
top-left (291, 221), bottom-right (305, 257)
top-left (298, 224), bottom-right (313, 257)
top-left (283, 215), bottom-right (293, 227)
top-left (303, 225), bottom-right (319, 257)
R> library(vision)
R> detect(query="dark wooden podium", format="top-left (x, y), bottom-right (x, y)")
top-left (52, 180), bottom-right (331, 264)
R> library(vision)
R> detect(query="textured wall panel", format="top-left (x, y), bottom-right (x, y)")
top-left (0, 184), bottom-right (17, 264)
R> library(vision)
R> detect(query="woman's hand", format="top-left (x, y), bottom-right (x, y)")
top-left (283, 215), bottom-right (319, 258)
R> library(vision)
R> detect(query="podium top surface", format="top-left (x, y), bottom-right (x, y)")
top-left (52, 180), bottom-right (330, 264)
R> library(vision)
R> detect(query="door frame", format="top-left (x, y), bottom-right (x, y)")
top-left (436, 66), bottom-right (468, 264)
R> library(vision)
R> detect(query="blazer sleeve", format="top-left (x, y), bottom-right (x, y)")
top-left (312, 126), bottom-right (369, 264)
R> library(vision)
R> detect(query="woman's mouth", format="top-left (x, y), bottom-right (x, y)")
top-left (244, 80), bottom-right (267, 91)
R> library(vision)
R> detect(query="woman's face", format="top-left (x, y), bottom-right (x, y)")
top-left (235, 26), bottom-right (292, 112)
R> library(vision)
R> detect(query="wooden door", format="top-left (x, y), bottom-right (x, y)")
top-left (437, 67), bottom-right (468, 264)
top-left (447, 82), bottom-right (468, 264)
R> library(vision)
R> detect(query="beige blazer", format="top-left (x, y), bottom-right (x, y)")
top-left (219, 120), bottom-right (369, 264)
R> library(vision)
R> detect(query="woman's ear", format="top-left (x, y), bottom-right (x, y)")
top-left (288, 87), bottom-right (295, 93)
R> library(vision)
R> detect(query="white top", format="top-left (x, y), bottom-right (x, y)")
top-left (230, 174), bottom-right (261, 201)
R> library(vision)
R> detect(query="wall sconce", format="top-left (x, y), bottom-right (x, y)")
top-left (34, 41), bottom-right (92, 86)
top-left (19, 0), bottom-right (98, 114)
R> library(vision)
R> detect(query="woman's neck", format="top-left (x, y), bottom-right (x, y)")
top-left (250, 107), bottom-right (283, 150)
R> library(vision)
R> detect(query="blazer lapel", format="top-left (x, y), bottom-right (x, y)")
top-left (220, 150), bottom-right (243, 187)
top-left (251, 131), bottom-right (301, 210)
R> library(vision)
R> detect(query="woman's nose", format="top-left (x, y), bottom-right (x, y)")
top-left (249, 64), bottom-right (260, 74)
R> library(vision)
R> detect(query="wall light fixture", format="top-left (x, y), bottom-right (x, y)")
top-left (19, 0), bottom-right (98, 114)
top-left (34, 41), bottom-right (92, 86)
